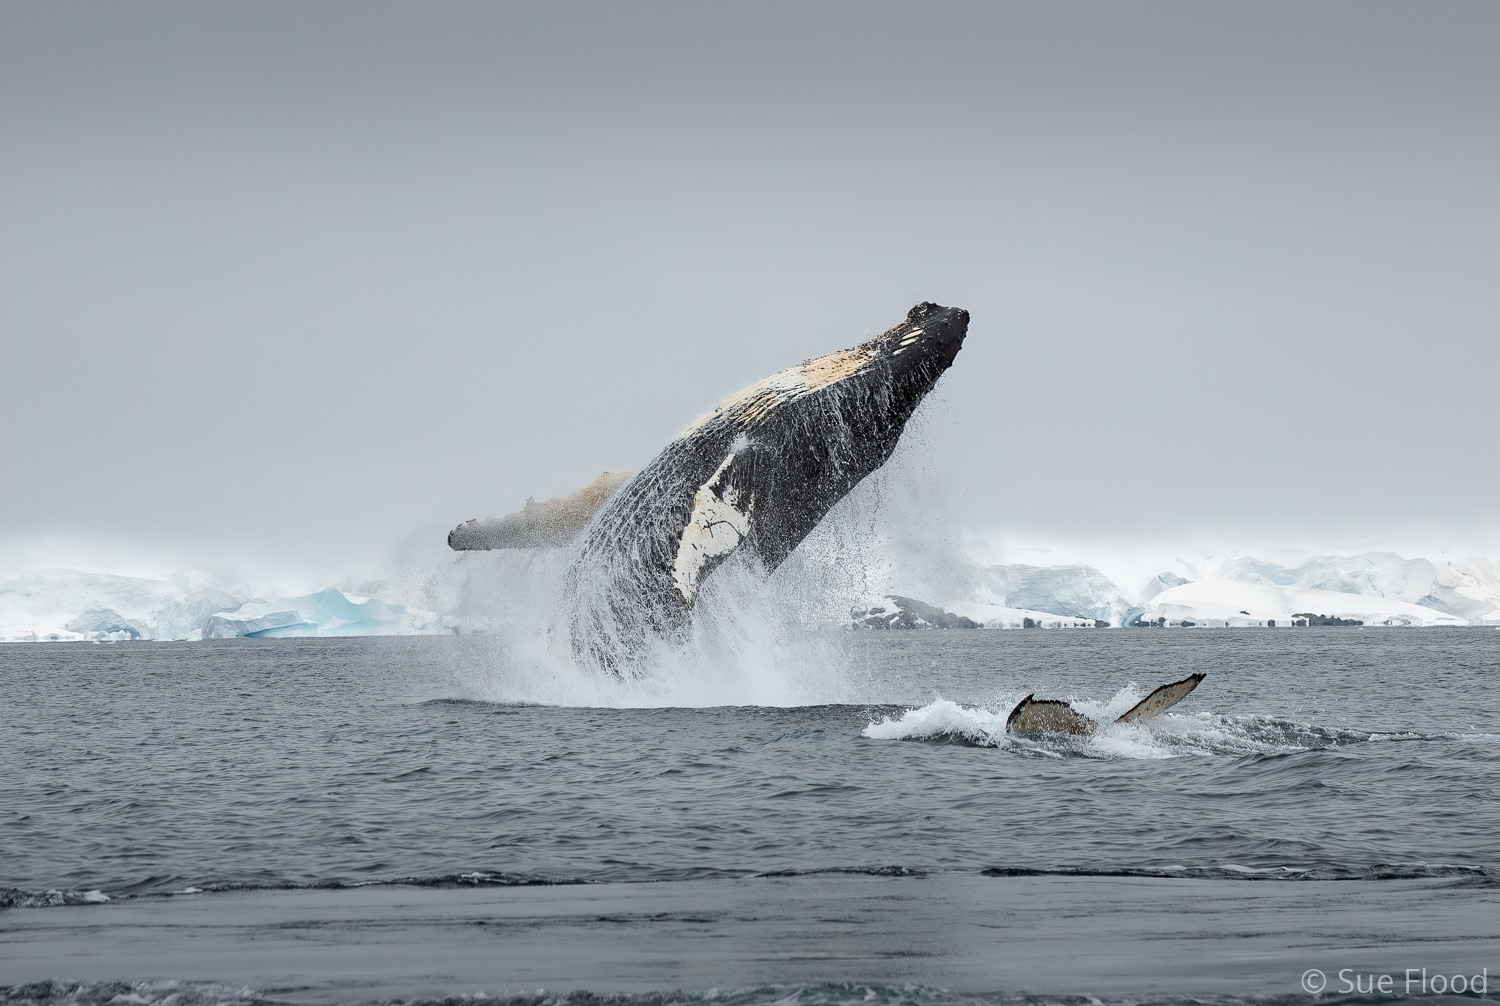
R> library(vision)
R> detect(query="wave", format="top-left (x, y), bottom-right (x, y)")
top-left (8, 855), bottom-right (1492, 915)
top-left (0, 888), bottom-right (112, 910)
top-left (3, 979), bottom-right (1486, 1006)
top-left (0, 871), bottom-right (585, 912)
top-left (979, 863), bottom-right (1498, 886)
top-left (0, 980), bottom-right (270, 1006)
top-left (752, 866), bottom-right (926, 879)
top-left (861, 694), bottom-right (1498, 759)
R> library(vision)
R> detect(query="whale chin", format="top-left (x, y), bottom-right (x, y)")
top-left (448, 301), bottom-right (970, 677)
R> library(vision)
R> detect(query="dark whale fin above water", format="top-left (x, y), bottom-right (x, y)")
top-left (1114, 673), bottom-right (1206, 725)
top-left (1005, 696), bottom-right (1098, 737)
top-left (1006, 673), bottom-right (1207, 738)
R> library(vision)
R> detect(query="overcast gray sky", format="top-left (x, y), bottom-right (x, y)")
top-left (2, 0), bottom-right (1496, 572)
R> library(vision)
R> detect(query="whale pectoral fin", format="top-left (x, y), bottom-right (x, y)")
top-left (448, 470), bottom-right (633, 551)
top-left (1005, 695), bottom-right (1099, 738)
top-left (1114, 673), bottom-right (1206, 725)
top-left (670, 452), bottom-right (757, 604)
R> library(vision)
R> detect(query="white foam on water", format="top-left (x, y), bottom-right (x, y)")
top-left (856, 684), bottom-right (1484, 761)
top-left (862, 699), bottom-right (1012, 746)
top-left (439, 551), bottom-right (873, 709)
top-left (858, 694), bottom-right (1203, 758)
top-left (428, 463), bottom-right (912, 709)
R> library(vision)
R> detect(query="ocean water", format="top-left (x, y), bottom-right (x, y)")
top-left (2, 629), bottom-right (1497, 1004)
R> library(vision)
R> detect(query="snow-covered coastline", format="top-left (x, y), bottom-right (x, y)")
top-left (3, 546), bottom-right (1496, 642)
top-left (852, 549), bottom-right (1498, 630)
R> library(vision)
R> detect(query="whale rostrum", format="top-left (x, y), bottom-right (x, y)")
top-left (1006, 673), bottom-right (1208, 738)
top-left (450, 302), bottom-right (969, 676)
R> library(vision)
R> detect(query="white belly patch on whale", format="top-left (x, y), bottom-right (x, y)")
top-left (671, 453), bottom-right (754, 604)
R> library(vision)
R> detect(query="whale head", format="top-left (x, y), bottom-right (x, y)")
top-left (882, 301), bottom-right (969, 399)
top-left (716, 300), bottom-right (967, 573)
top-left (679, 301), bottom-right (968, 441)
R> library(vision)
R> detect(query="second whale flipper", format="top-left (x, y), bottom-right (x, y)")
top-left (1005, 673), bottom-right (1207, 738)
top-left (448, 470), bottom-right (633, 550)
top-left (1114, 673), bottom-right (1206, 725)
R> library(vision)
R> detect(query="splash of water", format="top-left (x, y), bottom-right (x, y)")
top-left (407, 441), bottom-right (943, 709)
top-left (861, 685), bottom-right (1499, 760)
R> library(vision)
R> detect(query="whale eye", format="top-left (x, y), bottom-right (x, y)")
top-left (907, 302), bottom-right (935, 321)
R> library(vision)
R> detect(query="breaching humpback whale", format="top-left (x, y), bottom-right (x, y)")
top-left (1006, 673), bottom-right (1206, 738)
top-left (450, 301), bottom-right (969, 675)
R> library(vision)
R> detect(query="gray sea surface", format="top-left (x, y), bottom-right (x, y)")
top-left (2, 629), bottom-right (1497, 1004)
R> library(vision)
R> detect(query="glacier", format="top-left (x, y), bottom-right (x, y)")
top-left (961, 563), bottom-right (1139, 627)
top-left (0, 567), bottom-right (254, 642)
top-left (2, 547), bottom-right (1497, 643)
top-left (0, 568), bottom-right (438, 642)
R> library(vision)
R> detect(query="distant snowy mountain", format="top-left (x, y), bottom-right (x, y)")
top-left (909, 551), bottom-right (1500, 628)
top-left (1203, 553), bottom-right (1500, 624)
top-left (1141, 580), bottom-right (1464, 628)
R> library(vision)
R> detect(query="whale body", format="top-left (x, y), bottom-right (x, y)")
top-left (523, 301), bottom-right (969, 675)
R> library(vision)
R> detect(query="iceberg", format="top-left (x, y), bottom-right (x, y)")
top-left (201, 588), bottom-right (419, 639)
top-left (200, 604), bottom-right (320, 639)
top-left (201, 587), bottom-right (418, 639)
top-left (63, 609), bottom-right (151, 641)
